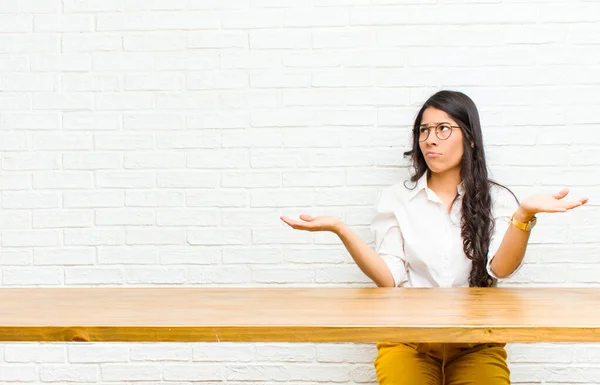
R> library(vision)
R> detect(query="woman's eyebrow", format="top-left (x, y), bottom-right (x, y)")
top-left (419, 121), bottom-right (451, 126)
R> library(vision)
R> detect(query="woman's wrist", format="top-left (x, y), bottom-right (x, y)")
top-left (514, 206), bottom-right (536, 223)
top-left (332, 221), bottom-right (347, 236)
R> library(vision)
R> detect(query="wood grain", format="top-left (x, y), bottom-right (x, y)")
top-left (1, 287), bottom-right (599, 343)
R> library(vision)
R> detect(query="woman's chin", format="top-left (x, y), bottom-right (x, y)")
top-left (425, 163), bottom-right (444, 174)
top-left (425, 160), bottom-right (461, 175)
top-left (427, 166), bottom-right (455, 175)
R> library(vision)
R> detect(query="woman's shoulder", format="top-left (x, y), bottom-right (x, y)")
top-left (375, 180), bottom-right (414, 210)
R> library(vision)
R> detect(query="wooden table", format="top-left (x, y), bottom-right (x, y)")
top-left (1, 287), bottom-right (599, 343)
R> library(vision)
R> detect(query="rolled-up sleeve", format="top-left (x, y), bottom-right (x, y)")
top-left (486, 186), bottom-right (522, 281)
top-left (370, 188), bottom-right (408, 287)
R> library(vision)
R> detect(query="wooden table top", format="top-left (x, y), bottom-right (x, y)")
top-left (1, 287), bottom-right (599, 343)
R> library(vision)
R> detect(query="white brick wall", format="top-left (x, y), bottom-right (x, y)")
top-left (0, 0), bottom-right (599, 383)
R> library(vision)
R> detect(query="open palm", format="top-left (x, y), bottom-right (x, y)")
top-left (520, 188), bottom-right (588, 215)
top-left (280, 214), bottom-right (342, 233)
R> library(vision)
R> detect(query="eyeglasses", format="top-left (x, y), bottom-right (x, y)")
top-left (417, 123), bottom-right (461, 142)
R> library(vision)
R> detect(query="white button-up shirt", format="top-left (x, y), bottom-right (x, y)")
top-left (371, 172), bottom-right (522, 288)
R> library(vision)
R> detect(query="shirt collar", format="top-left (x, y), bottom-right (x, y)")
top-left (407, 172), bottom-right (429, 200)
top-left (407, 171), bottom-right (465, 201)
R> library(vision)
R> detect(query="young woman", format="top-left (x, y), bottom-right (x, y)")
top-left (280, 90), bottom-right (588, 384)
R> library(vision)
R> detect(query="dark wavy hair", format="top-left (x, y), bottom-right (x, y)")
top-left (403, 90), bottom-right (517, 287)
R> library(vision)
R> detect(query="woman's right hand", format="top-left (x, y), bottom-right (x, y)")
top-left (280, 214), bottom-right (344, 234)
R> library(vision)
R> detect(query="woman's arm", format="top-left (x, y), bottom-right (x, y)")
top-left (280, 214), bottom-right (396, 287)
top-left (334, 223), bottom-right (396, 287)
top-left (489, 207), bottom-right (533, 278)
top-left (489, 188), bottom-right (588, 278)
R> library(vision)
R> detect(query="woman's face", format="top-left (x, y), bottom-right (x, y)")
top-left (418, 107), bottom-right (464, 175)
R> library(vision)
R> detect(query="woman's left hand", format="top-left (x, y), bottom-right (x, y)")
top-left (518, 188), bottom-right (588, 218)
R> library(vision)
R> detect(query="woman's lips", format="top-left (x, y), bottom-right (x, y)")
top-left (425, 152), bottom-right (441, 158)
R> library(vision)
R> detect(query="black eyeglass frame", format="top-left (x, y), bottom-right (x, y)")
top-left (416, 123), bottom-right (461, 142)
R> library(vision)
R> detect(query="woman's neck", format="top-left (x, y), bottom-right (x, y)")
top-left (427, 168), bottom-right (461, 198)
